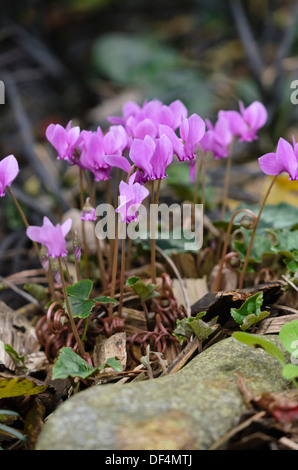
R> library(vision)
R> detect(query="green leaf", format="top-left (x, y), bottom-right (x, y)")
top-left (93, 296), bottom-right (117, 304)
top-left (173, 312), bottom-right (217, 345)
top-left (97, 357), bottom-right (122, 372)
top-left (282, 364), bottom-right (298, 381)
top-left (271, 229), bottom-right (298, 254)
top-left (52, 348), bottom-right (122, 380)
top-left (230, 203), bottom-right (298, 231)
top-left (3, 344), bottom-right (28, 374)
top-left (65, 297), bottom-right (95, 319)
top-left (65, 279), bottom-right (95, 319)
top-left (51, 347), bottom-right (97, 380)
top-left (279, 320), bottom-right (298, 356)
top-left (232, 228), bottom-right (272, 264)
top-left (66, 279), bottom-right (93, 300)
top-left (0, 378), bottom-right (48, 398)
top-left (126, 276), bottom-right (160, 302)
top-left (232, 331), bottom-right (285, 366)
top-left (23, 283), bottom-right (47, 302)
top-left (230, 292), bottom-right (270, 330)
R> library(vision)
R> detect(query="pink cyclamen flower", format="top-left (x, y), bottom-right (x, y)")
top-left (26, 216), bottom-right (72, 258)
top-left (116, 180), bottom-right (149, 223)
top-left (46, 121), bottom-right (81, 164)
top-left (159, 113), bottom-right (205, 162)
top-left (108, 99), bottom-right (188, 143)
top-left (200, 114), bottom-right (233, 159)
top-left (219, 101), bottom-right (267, 142)
top-left (0, 154), bottom-right (19, 197)
top-left (129, 134), bottom-right (173, 181)
top-left (79, 125), bottom-right (128, 181)
top-left (258, 137), bottom-right (298, 181)
top-left (81, 199), bottom-right (96, 221)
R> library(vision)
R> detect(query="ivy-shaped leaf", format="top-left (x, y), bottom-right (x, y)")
top-left (230, 292), bottom-right (270, 330)
top-left (64, 280), bottom-right (116, 319)
top-left (52, 347), bottom-right (122, 380)
top-left (126, 276), bottom-right (160, 302)
top-left (232, 228), bottom-right (273, 266)
top-left (173, 312), bottom-right (218, 345)
top-left (279, 320), bottom-right (298, 356)
top-left (282, 364), bottom-right (298, 381)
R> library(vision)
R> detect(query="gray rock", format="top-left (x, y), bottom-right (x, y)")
top-left (36, 335), bottom-right (290, 450)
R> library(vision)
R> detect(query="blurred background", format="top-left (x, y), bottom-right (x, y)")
top-left (0, 0), bottom-right (298, 290)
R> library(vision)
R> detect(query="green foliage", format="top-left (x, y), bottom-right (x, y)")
top-left (233, 319), bottom-right (298, 387)
top-left (230, 203), bottom-right (298, 231)
top-left (64, 280), bottom-right (116, 319)
top-left (2, 344), bottom-right (28, 374)
top-left (173, 312), bottom-right (218, 345)
top-left (232, 229), bottom-right (272, 266)
top-left (230, 292), bottom-right (270, 330)
top-left (232, 331), bottom-right (285, 366)
top-left (0, 378), bottom-right (48, 399)
top-left (51, 347), bottom-right (122, 380)
top-left (23, 283), bottom-right (48, 302)
top-left (92, 32), bottom-right (213, 116)
top-left (126, 276), bottom-right (160, 302)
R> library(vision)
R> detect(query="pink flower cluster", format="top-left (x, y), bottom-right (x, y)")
top-left (1, 96), bottom-right (278, 260)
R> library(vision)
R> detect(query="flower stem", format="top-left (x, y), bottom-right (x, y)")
top-left (238, 175), bottom-right (278, 289)
top-left (6, 186), bottom-right (55, 298)
top-left (94, 224), bottom-right (107, 290)
top-left (150, 180), bottom-right (157, 284)
top-left (118, 236), bottom-right (126, 316)
top-left (221, 139), bottom-right (235, 221)
top-left (58, 257), bottom-right (86, 357)
top-left (109, 222), bottom-right (119, 318)
top-left (79, 169), bottom-right (90, 278)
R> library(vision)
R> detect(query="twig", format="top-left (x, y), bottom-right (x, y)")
top-left (209, 410), bottom-right (266, 450)
top-left (0, 275), bottom-right (39, 306)
top-left (279, 436), bottom-right (298, 451)
top-left (167, 337), bottom-right (200, 374)
top-left (281, 275), bottom-right (298, 293)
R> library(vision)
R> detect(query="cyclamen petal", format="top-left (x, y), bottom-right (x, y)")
top-left (258, 137), bottom-right (298, 181)
top-left (129, 135), bottom-right (155, 178)
top-left (46, 122), bottom-right (81, 163)
top-left (116, 181), bottom-right (149, 223)
top-left (0, 155), bottom-right (19, 197)
top-left (26, 217), bottom-right (72, 258)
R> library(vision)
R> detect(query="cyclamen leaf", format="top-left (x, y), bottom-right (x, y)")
top-left (282, 364), bottom-right (298, 381)
top-left (173, 312), bottom-right (217, 345)
top-left (279, 320), bottom-right (298, 356)
top-left (51, 347), bottom-right (97, 380)
top-left (232, 332), bottom-right (285, 366)
top-left (93, 296), bottom-right (117, 304)
top-left (126, 276), bottom-right (160, 301)
top-left (230, 292), bottom-right (269, 330)
top-left (65, 297), bottom-right (95, 319)
top-left (52, 348), bottom-right (122, 380)
top-left (66, 279), bottom-right (93, 300)
top-left (97, 357), bottom-right (122, 372)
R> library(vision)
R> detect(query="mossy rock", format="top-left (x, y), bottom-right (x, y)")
top-left (36, 335), bottom-right (290, 450)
